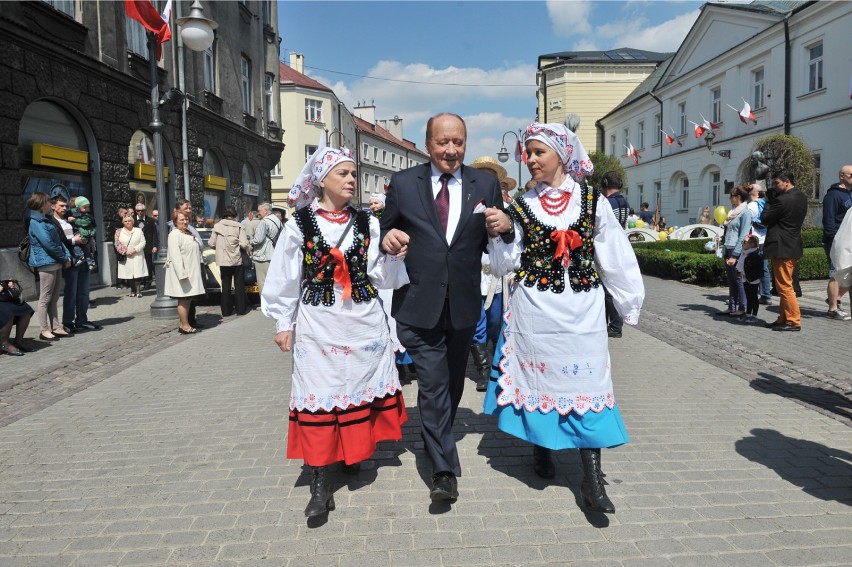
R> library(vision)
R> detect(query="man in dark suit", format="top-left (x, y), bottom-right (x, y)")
top-left (133, 203), bottom-right (157, 289)
top-left (762, 169), bottom-right (808, 331)
top-left (381, 113), bottom-right (513, 503)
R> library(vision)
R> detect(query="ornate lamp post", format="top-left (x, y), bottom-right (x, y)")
top-left (496, 129), bottom-right (523, 189)
top-left (149, 1), bottom-right (218, 319)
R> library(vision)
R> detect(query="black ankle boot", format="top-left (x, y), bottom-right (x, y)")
top-left (304, 466), bottom-right (335, 517)
top-left (471, 343), bottom-right (490, 392)
top-left (580, 449), bottom-right (614, 513)
top-left (533, 445), bottom-right (555, 479)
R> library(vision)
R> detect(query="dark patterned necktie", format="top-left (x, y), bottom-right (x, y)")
top-left (436, 173), bottom-right (452, 234)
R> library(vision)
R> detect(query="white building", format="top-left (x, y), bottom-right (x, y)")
top-left (353, 103), bottom-right (429, 206)
top-left (598, 0), bottom-right (852, 226)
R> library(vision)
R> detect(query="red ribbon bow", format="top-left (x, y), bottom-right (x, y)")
top-left (317, 248), bottom-right (352, 300)
top-left (551, 229), bottom-right (583, 266)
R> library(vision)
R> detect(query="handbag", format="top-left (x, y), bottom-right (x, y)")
top-left (0, 279), bottom-right (23, 304)
top-left (114, 229), bottom-right (128, 262)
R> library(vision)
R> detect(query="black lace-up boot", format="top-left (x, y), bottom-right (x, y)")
top-left (304, 466), bottom-right (335, 517)
top-left (580, 449), bottom-right (615, 513)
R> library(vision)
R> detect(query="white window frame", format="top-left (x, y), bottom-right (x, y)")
top-left (373, 148), bottom-right (378, 162)
top-left (678, 102), bottom-right (686, 136)
top-left (305, 145), bottom-right (317, 162)
top-left (638, 121), bottom-right (645, 150)
top-left (271, 162), bottom-right (281, 177)
top-left (679, 178), bottom-right (689, 211)
top-left (609, 134), bottom-right (616, 157)
top-left (203, 43), bottom-right (216, 93)
top-left (240, 56), bottom-right (251, 114)
top-left (654, 181), bottom-right (661, 212)
top-left (654, 113), bottom-right (661, 145)
top-left (807, 42), bottom-right (823, 93)
top-left (363, 173), bottom-right (369, 189)
top-left (711, 86), bottom-right (722, 124)
top-left (304, 99), bottom-right (323, 123)
top-left (623, 128), bottom-right (629, 152)
top-left (391, 154), bottom-right (396, 168)
top-left (264, 73), bottom-right (274, 123)
top-left (711, 171), bottom-right (721, 206)
top-left (382, 150), bottom-right (387, 165)
top-left (362, 143), bottom-right (369, 159)
top-left (638, 184), bottom-right (644, 208)
top-left (752, 67), bottom-right (765, 109)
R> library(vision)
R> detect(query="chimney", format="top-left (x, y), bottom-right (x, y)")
top-left (378, 115), bottom-right (404, 141)
top-left (354, 101), bottom-right (376, 125)
top-left (289, 52), bottom-right (304, 73)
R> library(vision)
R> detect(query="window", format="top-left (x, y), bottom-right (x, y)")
top-left (680, 178), bottom-right (689, 211)
top-left (374, 174), bottom-right (379, 188)
top-left (753, 67), bottom-right (765, 109)
top-left (240, 56), bottom-right (251, 113)
top-left (305, 99), bottom-right (323, 123)
top-left (382, 150), bottom-right (387, 165)
top-left (623, 128), bottom-right (629, 153)
top-left (807, 42), bottom-right (823, 92)
top-left (678, 102), bottom-right (686, 136)
top-left (264, 73), bottom-right (274, 123)
top-left (271, 162), bottom-right (281, 177)
top-left (391, 154), bottom-right (396, 168)
top-left (42, 0), bottom-right (75, 17)
top-left (711, 87), bottom-right (721, 124)
top-left (813, 153), bottom-right (821, 199)
top-left (609, 134), bottom-right (616, 157)
top-left (654, 113), bottom-right (661, 145)
top-left (654, 181), bottom-right (661, 213)
top-left (363, 143), bottom-right (369, 159)
top-left (305, 145), bottom-right (317, 162)
top-left (373, 148), bottom-right (378, 162)
top-left (638, 184), bottom-right (644, 207)
top-left (202, 44), bottom-right (216, 93)
top-left (638, 121), bottom-right (645, 150)
top-left (711, 171), bottom-right (721, 206)
top-left (261, 0), bottom-right (271, 25)
top-left (363, 173), bottom-right (369, 189)
top-left (126, 16), bottom-right (148, 58)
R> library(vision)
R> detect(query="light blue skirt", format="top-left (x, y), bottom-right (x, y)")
top-left (482, 330), bottom-right (629, 450)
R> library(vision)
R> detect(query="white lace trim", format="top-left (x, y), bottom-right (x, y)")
top-left (290, 379), bottom-right (401, 413)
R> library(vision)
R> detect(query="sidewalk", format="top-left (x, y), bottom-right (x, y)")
top-left (0, 280), bottom-right (850, 565)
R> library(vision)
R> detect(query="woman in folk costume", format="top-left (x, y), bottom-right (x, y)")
top-left (483, 122), bottom-right (644, 513)
top-left (262, 146), bottom-right (408, 518)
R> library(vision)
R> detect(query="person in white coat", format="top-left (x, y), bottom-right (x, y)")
top-left (114, 215), bottom-right (148, 297)
top-left (164, 210), bottom-right (205, 334)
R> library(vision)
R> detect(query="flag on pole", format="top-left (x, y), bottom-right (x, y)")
top-left (662, 130), bottom-right (674, 146)
top-left (125, 0), bottom-right (171, 59)
top-left (700, 114), bottom-right (720, 130)
top-left (740, 100), bottom-right (757, 124)
top-left (161, 0), bottom-right (172, 34)
top-left (690, 121), bottom-right (706, 138)
top-left (514, 140), bottom-right (527, 164)
top-left (669, 127), bottom-right (683, 147)
top-left (623, 143), bottom-right (639, 165)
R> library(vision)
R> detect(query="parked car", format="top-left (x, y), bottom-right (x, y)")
top-left (195, 227), bottom-right (259, 299)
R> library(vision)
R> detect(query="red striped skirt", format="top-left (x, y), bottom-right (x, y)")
top-left (287, 391), bottom-right (408, 467)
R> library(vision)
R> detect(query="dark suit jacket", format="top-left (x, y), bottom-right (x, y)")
top-left (134, 215), bottom-right (157, 253)
top-left (762, 186), bottom-right (808, 260)
top-left (381, 163), bottom-right (503, 329)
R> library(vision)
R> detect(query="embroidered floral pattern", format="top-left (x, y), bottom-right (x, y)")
top-left (290, 379), bottom-right (401, 412)
top-left (509, 179), bottom-right (601, 294)
top-left (294, 208), bottom-right (378, 307)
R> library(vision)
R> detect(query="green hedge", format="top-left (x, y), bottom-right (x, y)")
top-left (632, 238), bottom-right (713, 254)
top-left (633, 245), bottom-right (829, 286)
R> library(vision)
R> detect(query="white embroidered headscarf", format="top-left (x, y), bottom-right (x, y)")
top-left (288, 145), bottom-right (356, 210)
top-left (523, 122), bottom-right (593, 181)
top-left (370, 193), bottom-right (386, 205)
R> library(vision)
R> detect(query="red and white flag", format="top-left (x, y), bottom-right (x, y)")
top-left (740, 101), bottom-right (757, 124)
top-left (670, 128), bottom-right (683, 147)
top-left (701, 114), bottom-right (720, 130)
top-left (161, 0), bottom-right (172, 33)
top-left (623, 143), bottom-right (639, 164)
top-left (514, 140), bottom-right (527, 164)
top-left (690, 121), bottom-right (706, 138)
top-left (661, 130), bottom-right (672, 145)
top-left (125, 0), bottom-right (171, 59)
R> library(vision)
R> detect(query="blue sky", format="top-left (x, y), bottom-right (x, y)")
top-left (279, 0), bottom-right (708, 185)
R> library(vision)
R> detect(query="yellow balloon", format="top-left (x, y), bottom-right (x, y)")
top-left (635, 219), bottom-right (645, 228)
top-left (658, 231), bottom-right (668, 240)
top-left (668, 227), bottom-right (674, 233)
top-left (714, 206), bottom-right (728, 225)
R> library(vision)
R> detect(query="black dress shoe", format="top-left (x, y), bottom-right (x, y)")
top-left (773, 323), bottom-right (801, 332)
top-left (430, 471), bottom-right (458, 502)
top-left (764, 320), bottom-right (784, 328)
top-left (607, 327), bottom-right (622, 338)
top-left (1, 346), bottom-right (24, 356)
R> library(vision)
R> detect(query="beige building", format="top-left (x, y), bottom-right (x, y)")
top-left (537, 49), bottom-right (671, 150)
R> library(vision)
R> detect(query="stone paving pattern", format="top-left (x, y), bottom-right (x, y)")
top-left (0, 277), bottom-right (850, 566)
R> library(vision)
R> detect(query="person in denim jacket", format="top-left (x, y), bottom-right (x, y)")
top-left (26, 192), bottom-right (71, 341)
top-left (720, 185), bottom-right (754, 317)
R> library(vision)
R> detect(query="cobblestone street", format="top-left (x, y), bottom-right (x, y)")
top-left (0, 278), bottom-right (850, 566)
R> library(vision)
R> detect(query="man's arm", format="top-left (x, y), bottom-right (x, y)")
top-left (822, 192), bottom-right (838, 240)
top-left (251, 218), bottom-right (268, 246)
top-left (380, 174), bottom-right (409, 254)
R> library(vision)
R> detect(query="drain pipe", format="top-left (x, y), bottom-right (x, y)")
top-left (176, 0), bottom-right (191, 201)
top-left (783, 14), bottom-right (791, 135)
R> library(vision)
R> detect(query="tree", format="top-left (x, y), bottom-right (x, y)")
top-left (746, 134), bottom-right (816, 198)
top-left (588, 151), bottom-right (627, 191)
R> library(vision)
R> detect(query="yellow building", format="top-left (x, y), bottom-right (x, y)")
top-left (536, 49), bottom-right (671, 150)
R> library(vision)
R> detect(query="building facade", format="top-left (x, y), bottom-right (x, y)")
top-left (0, 0), bottom-right (284, 285)
top-left (537, 48), bottom-right (671, 151)
top-left (598, 0), bottom-right (851, 227)
top-left (271, 58), bottom-right (428, 209)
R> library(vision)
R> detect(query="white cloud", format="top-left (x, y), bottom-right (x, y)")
top-left (595, 9), bottom-right (699, 52)
top-left (547, 0), bottom-right (593, 36)
top-left (462, 112), bottom-right (532, 186)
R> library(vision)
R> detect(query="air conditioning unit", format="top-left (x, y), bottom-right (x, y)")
top-left (549, 99), bottom-right (562, 110)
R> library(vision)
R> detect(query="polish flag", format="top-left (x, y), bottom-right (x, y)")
top-left (661, 130), bottom-right (673, 145)
top-left (691, 122), bottom-right (706, 138)
top-left (740, 101), bottom-right (757, 125)
top-left (701, 114), bottom-right (721, 130)
top-left (515, 140), bottom-right (527, 164)
top-left (670, 128), bottom-right (683, 147)
top-left (125, 0), bottom-right (171, 59)
top-left (161, 0), bottom-right (172, 34)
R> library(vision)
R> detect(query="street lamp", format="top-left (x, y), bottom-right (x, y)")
top-left (148, 1), bottom-right (217, 319)
top-left (497, 129), bottom-right (523, 190)
top-left (325, 128), bottom-right (343, 148)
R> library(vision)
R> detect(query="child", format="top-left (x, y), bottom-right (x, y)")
top-left (737, 234), bottom-right (763, 322)
top-left (68, 196), bottom-right (98, 272)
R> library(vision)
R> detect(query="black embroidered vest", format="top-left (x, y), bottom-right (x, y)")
top-left (508, 180), bottom-right (601, 294)
top-left (294, 208), bottom-right (378, 306)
